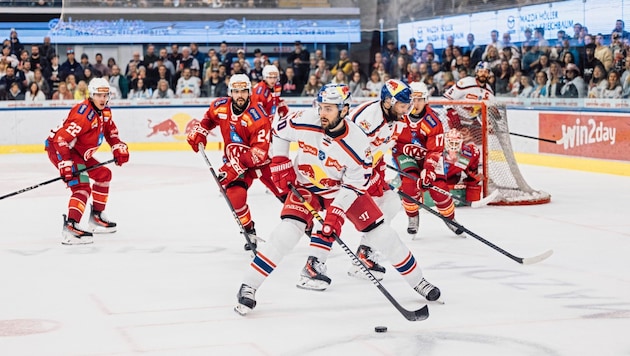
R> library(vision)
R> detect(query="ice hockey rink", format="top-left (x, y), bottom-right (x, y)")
top-left (0, 150), bottom-right (628, 356)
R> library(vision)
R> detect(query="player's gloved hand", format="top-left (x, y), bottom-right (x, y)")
top-left (218, 162), bottom-right (243, 185)
top-left (187, 125), bottom-right (208, 152)
top-left (270, 156), bottom-right (295, 194)
top-left (58, 160), bottom-right (74, 182)
top-left (321, 206), bottom-right (345, 242)
top-left (111, 142), bottom-right (129, 166)
top-left (419, 168), bottom-right (436, 189)
top-left (277, 101), bottom-right (289, 118)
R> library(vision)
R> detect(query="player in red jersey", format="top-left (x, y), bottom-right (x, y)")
top-left (443, 128), bottom-right (482, 203)
top-left (392, 81), bottom-right (464, 236)
top-left (187, 74), bottom-right (283, 251)
top-left (45, 78), bottom-right (130, 245)
top-left (250, 65), bottom-right (289, 119)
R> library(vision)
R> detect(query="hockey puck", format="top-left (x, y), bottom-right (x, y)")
top-left (374, 326), bottom-right (388, 333)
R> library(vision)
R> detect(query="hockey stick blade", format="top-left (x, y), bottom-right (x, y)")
top-left (287, 183), bottom-right (429, 322)
top-left (521, 249), bottom-right (554, 265)
top-left (470, 189), bottom-right (500, 208)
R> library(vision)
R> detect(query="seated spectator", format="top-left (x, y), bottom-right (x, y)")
top-left (7, 82), bottom-right (24, 100)
top-left (65, 74), bottom-right (77, 95)
top-left (560, 63), bottom-right (586, 98)
top-left (600, 70), bottom-right (622, 98)
top-left (74, 80), bottom-right (89, 100)
top-left (348, 71), bottom-right (365, 97)
top-left (363, 70), bottom-right (383, 97)
top-left (587, 63), bottom-right (608, 98)
top-left (52, 81), bottom-right (73, 100)
top-left (176, 67), bottom-right (200, 98)
top-left (314, 59), bottom-right (331, 85)
top-left (530, 71), bottom-right (548, 98)
top-left (201, 67), bottom-right (221, 97)
top-left (330, 49), bottom-right (352, 77)
top-left (151, 79), bottom-right (175, 99)
top-left (24, 81), bottom-right (46, 101)
top-left (93, 53), bottom-right (109, 77)
top-left (509, 70), bottom-right (522, 96)
top-left (301, 74), bottom-right (322, 97)
top-left (109, 65), bottom-right (129, 99)
top-left (215, 74), bottom-right (229, 98)
top-left (129, 78), bottom-right (152, 99)
top-left (621, 55), bottom-right (630, 98)
top-left (494, 59), bottom-right (513, 96)
top-left (330, 70), bottom-right (348, 85)
top-left (546, 61), bottom-right (565, 98)
top-left (518, 75), bottom-right (534, 97)
top-left (441, 71), bottom-right (455, 95)
top-left (280, 67), bottom-right (302, 97)
top-left (32, 68), bottom-right (50, 98)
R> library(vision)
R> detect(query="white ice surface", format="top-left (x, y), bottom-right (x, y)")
top-left (0, 151), bottom-right (629, 356)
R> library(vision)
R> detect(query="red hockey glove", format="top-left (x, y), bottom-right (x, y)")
top-left (218, 161), bottom-right (244, 185)
top-left (270, 156), bottom-right (295, 194)
top-left (187, 125), bottom-right (208, 152)
top-left (321, 206), bottom-right (345, 242)
top-left (418, 155), bottom-right (438, 189)
top-left (111, 142), bottom-right (129, 166)
top-left (58, 160), bottom-right (74, 182)
top-left (277, 101), bottom-right (289, 118)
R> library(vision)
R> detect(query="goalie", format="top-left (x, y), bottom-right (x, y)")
top-left (442, 128), bottom-right (482, 204)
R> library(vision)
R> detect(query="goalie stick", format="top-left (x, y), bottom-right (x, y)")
top-left (393, 186), bottom-right (553, 265)
top-left (509, 132), bottom-right (557, 144)
top-left (385, 164), bottom-right (500, 208)
top-left (287, 183), bottom-right (429, 322)
top-left (0, 159), bottom-right (116, 201)
top-left (197, 144), bottom-right (259, 255)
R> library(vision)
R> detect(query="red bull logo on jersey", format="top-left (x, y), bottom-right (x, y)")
top-left (298, 164), bottom-right (316, 179)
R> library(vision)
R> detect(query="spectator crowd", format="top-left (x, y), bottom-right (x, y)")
top-left (1, 19), bottom-right (629, 102)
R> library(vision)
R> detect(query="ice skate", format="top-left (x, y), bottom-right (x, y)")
top-left (242, 223), bottom-right (258, 252)
top-left (445, 218), bottom-right (465, 236)
top-left (296, 256), bottom-right (331, 291)
top-left (62, 214), bottom-right (94, 245)
top-left (407, 215), bottom-right (419, 236)
top-left (348, 245), bottom-right (386, 281)
top-left (414, 278), bottom-right (441, 302)
top-left (234, 283), bottom-right (257, 316)
top-left (88, 205), bottom-right (117, 233)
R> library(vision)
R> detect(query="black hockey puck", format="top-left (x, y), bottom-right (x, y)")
top-left (374, 326), bottom-right (388, 333)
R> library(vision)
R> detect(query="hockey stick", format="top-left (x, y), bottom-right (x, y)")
top-left (509, 132), bottom-right (557, 144)
top-left (287, 183), bottom-right (429, 322)
top-left (385, 164), bottom-right (499, 208)
top-left (392, 186), bottom-right (553, 265)
top-left (197, 144), bottom-right (258, 255)
top-left (0, 159), bottom-right (116, 201)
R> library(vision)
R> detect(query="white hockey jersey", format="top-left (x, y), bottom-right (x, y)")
top-left (349, 100), bottom-right (404, 164)
top-left (443, 76), bottom-right (495, 101)
top-left (272, 107), bottom-right (372, 202)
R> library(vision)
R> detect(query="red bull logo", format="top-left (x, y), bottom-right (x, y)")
top-left (318, 178), bottom-right (340, 188)
top-left (298, 164), bottom-right (315, 179)
top-left (147, 118), bottom-right (179, 137)
top-left (146, 113), bottom-right (212, 141)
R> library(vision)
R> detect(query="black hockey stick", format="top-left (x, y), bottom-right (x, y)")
top-left (385, 164), bottom-right (500, 208)
top-left (393, 186), bottom-right (553, 265)
top-left (197, 144), bottom-right (258, 255)
top-left (0, 159), bottom-right (116, 201)
top-left (287, 183), bottom-right (429, 322)
top-left (509, 132), bottom-right (557, 144)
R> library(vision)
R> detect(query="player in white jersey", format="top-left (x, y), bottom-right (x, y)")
top-left (234, 84), bottom-right (440, 315)
top-left (295, 79), bottom-right (413, 290)
top-left (443, 61), bottom-right (495, 131)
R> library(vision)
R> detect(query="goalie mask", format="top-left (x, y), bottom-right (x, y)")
top-left (445, 129), bottom-right (464, 152)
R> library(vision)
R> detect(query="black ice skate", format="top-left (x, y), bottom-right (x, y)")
top-left (88, 205), bottom-right (117, 233)
top-left (445, 218), bottom-right (465, 236)
top-left (242, 223), bottom-right (258, 251)
top-left (414, 278), bottom-right (441, 302)
top-left (234, 283), bottom-right (257, 316)
top-left (407, 215), bottom-right (419, 235)
top-left (62, 214), bottom-right (94, 245)
top-left (348, 245), bottom-right (386, 281)
top-left (296, 256), bottom-right (331, 291)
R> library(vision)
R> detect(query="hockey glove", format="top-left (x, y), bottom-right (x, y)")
top-left (111, 142), bottom-right (129, 166)
top-left (218, 161), bottom-right (245, 186)
top-left (187, 125), bottom-right (208, 153)
top-left (270, 156), bottom-right (295, 194)
top-left (277, 101), bottom-right (289, 118)
top-left (418, 155), bottom-right (439, 189)
top-left (58, 160), bottom-right (74, 182)
top-left (321, 206), bottom-right (345, 243)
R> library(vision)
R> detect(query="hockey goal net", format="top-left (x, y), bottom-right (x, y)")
top-left (428, 100), bottom-right (551, 206)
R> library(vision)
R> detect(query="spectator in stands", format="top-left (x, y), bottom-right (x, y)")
top-left (382, 39), bottom-right (398, 76)
top-left (348, 71), bottom-right (364, 98)
top-left (21, 61), bottom-right (34, 85)
top-left (398, 45), bottom-right (413, 67)
top-left (621, 55), bottom-right (630, 98)
top-left (464, 33), bottom-right (484, 66)
top-left (7, 30), bottom-right (23, 57)
top-left (587, 63), bottom-right (608, 98)
top-left (521, 28), bottom-right (534, 48)
top-left (74, 80), bottom-right (89, 100)
top-left (1, 44), bottom-right (19, 69)
top-left (143, 44), bottom-right (158, 70)
top-left (0, 65), bottom-right (24, 95)
top-left (249, 58), bottom-right (263, 83)
top-left (280, 66), bottom-right (302, 96)
top-left (60, 48), bottom-right (82, 81)
top-left (215, 73), bottom-right (229, 97)
top-left (287, 40), bottom-right (310, 85)
top-left (547, 61), bottom-right (564, 98)
top-left (441, 46), bottom-right (454, 73)
top-left (24, 81), bottom-right (45, 101)
top-left (168, 44), bottom-right (182, 72)
top-left (176, 67), bottom-right (200, 98)
top-left (156, 48), bottom-right (175, 76)
top-left (39, 36), bottom-right (55, 63)
top-left (216, 41), bottom-right (231, 68)
top-left (152, 62), bottom-right (172, 89)
top-left (394, 55), bottom-right (409, 82)
top-left (521, 44), bottom-right (540, 77)
top-left (107, 57), bottom-right (117, 71)
top-left (314, 58), bottom-right (331, 85)
top-left (501, 32), bottom-right (520, 59)
top-left (409, 37), bottom-right (421, 63)
top-left (594, 33), bottom-right (613, 71)
top-left (530, 71), bottom-right (548, 98)
top-left (559, 44), bottom-right (579, 70)
top-left (6, 82), bottom-right (24, 100)
top-left (109, 65), bottom-right (129, 99)
top-left (612, 20), bottom-right (630, 41)
top-left (201, 67), bottom-right (221, 97)
top-left (600, 70), bottom-right (623, 98)
top-left (178, 46), bottom-right (200, 75)
top-left (430, 61), bottom-right (443, 92)
top-left (79, 53), bottom-right (94, 74)
top-left (44, 54), bottom-right (60, 93)
top-left (65, 74), bottom-right (77, 95)
top-left (561, 63), bottom-right (585, 98)
top-left (330, 69), bottom-right (347, 85)
top-left (301, 74), bottom-right (322, 97)
top-left (152, 78), bottom-right (175, 99)
top-left (32, 68), bottom-right (50, 98)
top-left (610, 33), bottom-right (626, 72)
top-left (203, 55), bottom-right (220, 75)
top-left (129, 78), bottom-right (152, 99)
top-left (92, 53), bottom-right (109, 77)
top-left (235, 49), bottom-right (250, 73)
top-left (534, 27), bottom-right (550, 54)
top-left (482, 30), bottom-right (500, 59)
top-left (572, 23), bottom-right (583, 43)
top-left (483, 46), bottom-right (501, 70)
top-left (494, 59), bottom-right (512, 97)
top-left (126, 51), bottom-right (142, 77)
top-left (28, 45), bottom-right (45, 72)
top-left (363, 70), bottom-right (383, 97)
top-left (583, 43), bottom-right (604, 84)
top-left (509, 70), bottom-right (522, 96)
top-left (52, 81), bottom-right (73, 100)
top-left (82, 67), bottom-right (96, 85)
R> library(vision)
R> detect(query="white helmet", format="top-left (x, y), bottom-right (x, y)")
top-left (88, 78), bottom-right (110, 98)
top-left (262, 65), bottom-right (279, 79)
top-left (409, 81), bottom-right (429, 100)
top-left (445, 128), bottom-right (464, 152)
top-left (228, 74), bottom-right (252, 93)
top-left (317, 83), bottom-right (351, 109)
